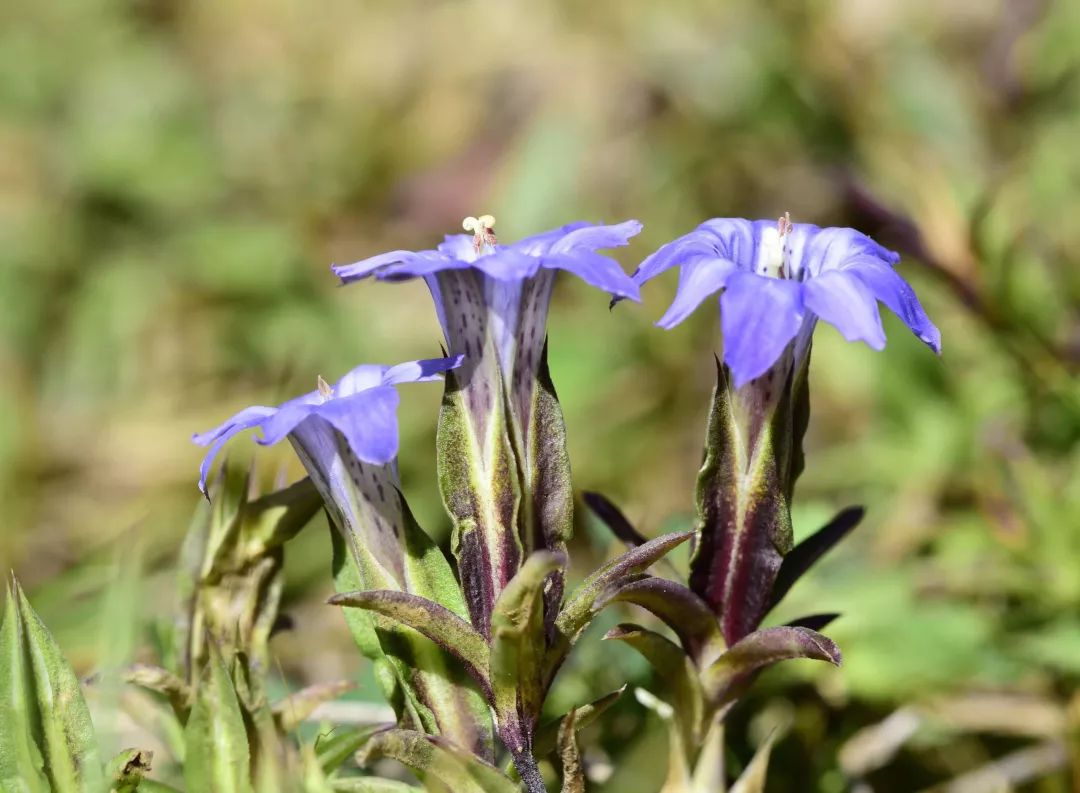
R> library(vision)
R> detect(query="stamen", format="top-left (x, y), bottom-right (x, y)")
top-left (777, 211), bottom-right (792, 278)
top-left (463, 213), bottom-right (498, 253)
top-left (317, 375), bottom-right (333, 401)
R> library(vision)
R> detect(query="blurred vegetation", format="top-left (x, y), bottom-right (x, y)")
top-left (1, 0), bottom-right (1078, 790)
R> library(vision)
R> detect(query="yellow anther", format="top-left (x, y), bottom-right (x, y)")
top-left (317, 375), bottom-right (333, 401)
top-left (462, 213), bottom-right (498, 252)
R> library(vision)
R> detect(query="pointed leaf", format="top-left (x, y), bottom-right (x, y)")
top-left (273, 680), bottom-right (356, 733)
top-left (0, 585), bottom-right (48, 791)
top-left (634, 688), bottom-right (691, 793)
top-left (314, 725), bottom-right (385, 775)
top-left (490, 552), bottom-right (564, 723)
top-left (605, 624), bottom-right (705, 753)
top-left (728, 731), bottom-right (778, 793)
top-left (690, 717), bottom-right (724, 793)
top-left (556, 531), bottom-right (695, 643)
top-left (598, 576), bottom-right (724, 666)
top-left (106, 748), bottom-right (153, 793)
top-left (8, 581), bottom-right (103, 792)
top-left (532, 686), bottom-right (626, 759)
top-left (356, 729), bottom-right (518, 793)
top-left (767, 507), bottom-right (864, 611)
top-left (558, 709), bottom-right (584, 793)
top-left (582, 491), bottom-right (648, 548)
top-left (184, 646), bottom-right (252, 793)
top-left (702, 626), bottom-right (841, 707)
top-left (328, 591), bottom-right (490, 695)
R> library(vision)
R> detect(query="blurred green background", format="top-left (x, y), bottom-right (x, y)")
top-left (1, 0), bottom-right (1078, 790)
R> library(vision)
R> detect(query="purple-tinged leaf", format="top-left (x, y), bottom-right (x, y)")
top-left (768, 506), bottom-right (864, 612)
top-left (597, 576), bottom-right (724, 667)
top-left (784, 613), bottom-right (841, 632)
top-left (356, 729), bottom-right (519, 793)
top-left (701, 626), bottom-right (841, 707)
top-left (582, 491), bottom-right (648, 548)
top-left (556, 531), bottom-right (695, 643)
top-left (328, 590), bottom-right (491, 698)
top-left (605, 624), bottom-right (705, 755)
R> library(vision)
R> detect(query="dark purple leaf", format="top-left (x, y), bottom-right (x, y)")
top-left (768, 506), bottom-right (864, 612)
top-left (582, 492), bottom-right (648, 548)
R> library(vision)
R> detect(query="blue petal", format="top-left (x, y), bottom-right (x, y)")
top-left (192, 405), bottom-right (276, 494)
top-left (792, 225), bottom-right (899, 278)
top-left (656, 256), bottom-right (739, 328)
top-left (316, 386), bottom-right (402, 465)
top-left (332, 249), bottom-right (458, 283)
top-left (471, 247), bottom-right (542, 281)
top-left (547, 249), bottom-right (640, 301)
top-left (512, 222), bottom-right (591, 256)
top-left (255, 392), bottom-right (322, 446)
top-left (720, 271), bottom-right (806, 388)
top-left (850, 260), bottom-right (942, 353)
top-left (383, 355), bottom-right (464, 385)
top-left (547, 220), bottom-right (643, 255)
top-left (804, 269), bottom-right (886, 350)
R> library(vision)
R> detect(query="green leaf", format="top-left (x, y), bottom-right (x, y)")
top-left (356, 729), bottom-right (518, 793)
top-left (597, 576), bottom-right (725, 667)
top-left (634, 688), bottom-right (691, 793)
top-left (557, 709), bottom-right (584, 793)
top-left (314, 725), bottom-right (385, 775)
top-left (701, 626), bottom-right (841, 707)
top-left (184, 645), bottom-right (252, 793)
top-left (605, 624), bottom-right (705, 755)
top-left (272, 680), bottom-right (356, 734)
top-left (106, 748), bottom-right (153, 793)
top-left (0, 584), bottom-right (49, 792)
top-left (328, 590), bottom-right (491, 696)
top-left (555, 531), bottom-right (695, 644)
top-left (490, 552), bottom-right (564, 723)
top-left (690, 717), bottom-right (724, 793)
top-left (0, 580), bottom-right (103, 793)
top-left (728, 731), bottom-right (778, 793)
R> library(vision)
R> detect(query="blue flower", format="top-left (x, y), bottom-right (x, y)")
top-left (634, 216), bottom-right (941, 387)
top-left (192, 357), bottom-right (461, 494)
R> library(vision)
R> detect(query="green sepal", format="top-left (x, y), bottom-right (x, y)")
top-left (0, 579), bottom-right (103, 793)
top-left (106, 748), bottom-right (153, 793)
top-left (604, 624), bottom-right (705, 755)
top-left (355, 729), bottom-right (518, 793)
top-left (490, 551), bottom-right (565, 725)
top-left (330, 779), bottom-right (424, 793)
top-left (557, 709), bottom-right (584, 793)
top-left (184, 644), bottom-right (252, 793)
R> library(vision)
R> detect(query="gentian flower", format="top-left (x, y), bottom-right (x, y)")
top-left (193, 356), bottom-right (461, 583)
top-left (333, 216), bottom-right (642, 636)
top-left (193, 355), bottom-right (494, 758)
top-left (635, 215), bottom-right (941, 646)
top-left (633, 215), bottom-right (941, 387)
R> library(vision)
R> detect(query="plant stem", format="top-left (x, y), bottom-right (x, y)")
top-left (511, 748), bottom-right (547, 793)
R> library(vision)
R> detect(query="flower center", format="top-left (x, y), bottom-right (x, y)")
top-left (463, 214), bottom-right (498, 254)
top-left (758, 212), bottom-right (794, 280)
top-left (316, 375), bottom-right (333, 402)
